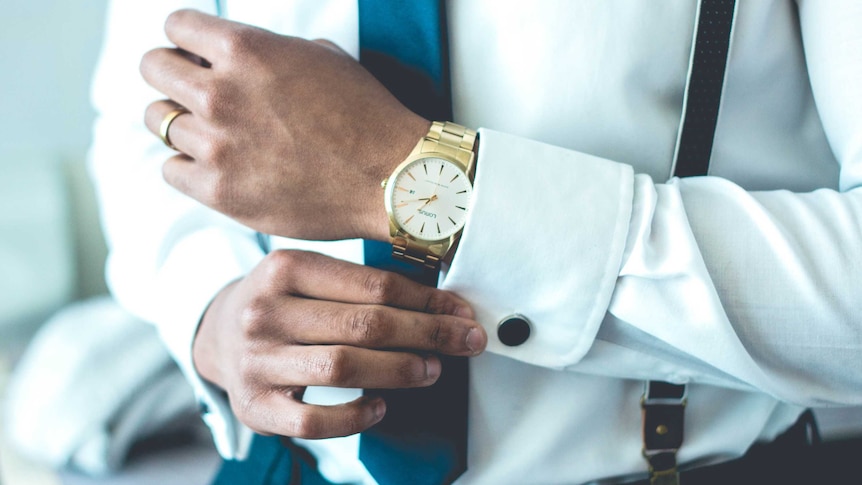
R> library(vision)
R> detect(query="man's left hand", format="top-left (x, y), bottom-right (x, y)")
top-left (141, 9), bottom-right (429, 242)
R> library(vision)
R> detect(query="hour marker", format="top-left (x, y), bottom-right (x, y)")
top-left (456, 206), bottom-right (466, 210)
top-left (436, 223), bottom-right (441, 234)
top-left (420, 222), bottom-right (425, 233)
top-left (450, 174), bottom-right (460, 183)
top-left (423, 163), bottom-right (428, 175)
top-left (404, 215), bottom-right (414, 224)
top-left (407, 172), bottom-right (416, 181)
top-left (396, 203), bottom-right (408, 208)
top-left (448, 216), bottom-right (456, 225)
top-left (396, 186), bottom-right (410, 192)
top-left (456, 190), bottom-right (467, 194)
top-left (439, 164), bottom-right (444, 175)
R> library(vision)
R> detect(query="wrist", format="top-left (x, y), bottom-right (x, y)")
top-left (364, 115), bottom-right (431, 242)
top-left (192, 279), bottom-right (240, 391)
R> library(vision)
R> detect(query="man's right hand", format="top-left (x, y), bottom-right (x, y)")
top-left (192, 249), bottom-right (486, 439)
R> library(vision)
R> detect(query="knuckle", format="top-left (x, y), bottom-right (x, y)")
top-left (308, 347), bottom-right (352, 385)
top-left (203, 172), bottom-right (239, 215)
top-left (195, 81), bottom-right (228, 120)
top-left (238, 296), bottom-right (273, 337)
top-left (138, 48), bottom-right (160, 77)
top-left (362, 271), bottom-right (399, 304)
top-left (231, 387), bottom-right (264, 429)
top-left (312, 38), bottom-right (346, 56)
top-left (324, 347), bottom-right (353, 384)
top-left (196, 134), bottom-right (227, 165)
top-left (260, 250), bottom-right (316, 293)
top-left (286, 410), bottom-right (322, 439)
top-left (261, 250), bottom-right (298, 283)
top-left (165, 9), bottom-right (193, 32)
top-left (348, 307), bottom-right (385, 345)
top-left (236, 353), bottom-right (261, 385)
top-left (221, 26), bottom-right (259, 60)
top-left (428, 320), bottom-right (449, 350)
top-left (266, 249), bottom-right (302, 271)
top-left (422, 290), bottom-right (452, 315)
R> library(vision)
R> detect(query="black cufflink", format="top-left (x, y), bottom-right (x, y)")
top-left (497, 315), bottom-right (531, 346)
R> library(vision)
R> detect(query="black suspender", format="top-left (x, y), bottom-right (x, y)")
top-left (643, 2), bottom-right (736, 484)
top-left (672, 0), bottom-right (737, 179)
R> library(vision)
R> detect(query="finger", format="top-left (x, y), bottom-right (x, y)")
top-left (164, 8), bottom-right (259, 62)
top-left (144, 99), bottom-right (201, 155)
top-left (262, 250), bottom-right (475, 318)
top-left (140, 47), bottom-right (208, 111)
top-left (264, 297), bottom-right (483, 356)
top-left (162, 153), bottom-right (210, 201)
top-left (242, 393), bottom-right (386, 439)
top-left (312, 39), bottom-right (350, 57)
top-left (261, 345), bottom-right (441, 389)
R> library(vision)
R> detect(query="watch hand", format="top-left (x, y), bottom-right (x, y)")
top-left (417, 194), bottom-right (438, 210)
top-left (398, 197), bottom-right (431, 204)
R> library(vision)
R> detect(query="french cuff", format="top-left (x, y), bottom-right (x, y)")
top-left (441, 128), bottom-right (634, 368)
top-left (151, 228), bottom-right (263, 459)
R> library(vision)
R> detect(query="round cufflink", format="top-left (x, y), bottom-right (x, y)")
top-left (497, 314), bottom-right (531, 346)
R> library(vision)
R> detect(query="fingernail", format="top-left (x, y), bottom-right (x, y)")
top-left (373, 398), bottom-right (386, 420)
top-left (465, 328), bottom-right (485, 354)
top-left (454, 305), bottom-right (474, 319)
top-left (425, 356), bottom-right (441, 380)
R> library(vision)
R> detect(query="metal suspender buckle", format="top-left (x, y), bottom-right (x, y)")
top-left (641, 381), bottom-right (687, 485)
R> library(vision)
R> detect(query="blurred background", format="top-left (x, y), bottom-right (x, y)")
top-left (0, 0), bottom-right (109, 338)
top-left (0, 1), bottom-right (218, 483)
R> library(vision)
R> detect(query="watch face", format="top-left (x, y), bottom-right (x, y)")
top-left (388, 157), bottom-right (472, 241)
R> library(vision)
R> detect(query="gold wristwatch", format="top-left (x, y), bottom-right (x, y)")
top-left (382, 121), bottom-right (477, 270)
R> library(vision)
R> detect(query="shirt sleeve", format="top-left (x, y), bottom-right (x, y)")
top-left (441, 0), bottom-right (862, 406)
top-left (87, 0), bottom-right (360, 459)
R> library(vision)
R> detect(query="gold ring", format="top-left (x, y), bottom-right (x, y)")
top-left (159, 106), bottom-right (189, 150)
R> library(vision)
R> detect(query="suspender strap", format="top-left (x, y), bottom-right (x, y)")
top-left (672, 0), bottom-right (737, 178)
top-left (642, 382), bottom-right (688, 485)
top-left (644, 1), bottom-right (736, 483)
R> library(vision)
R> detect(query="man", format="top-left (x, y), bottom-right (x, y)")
top-left (89, 1), bottom-right (862, 483)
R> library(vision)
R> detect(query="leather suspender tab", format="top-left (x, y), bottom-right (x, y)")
top-left (642, 381), bottom-right (687, 485)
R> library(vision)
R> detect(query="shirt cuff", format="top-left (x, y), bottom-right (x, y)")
top-left (441, 128), bottom-right (634, 368)
top-left (149, 227), bottom-right (263, 459)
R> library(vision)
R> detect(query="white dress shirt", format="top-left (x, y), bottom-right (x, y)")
top-left (88, 0), bottom-right (862, 483)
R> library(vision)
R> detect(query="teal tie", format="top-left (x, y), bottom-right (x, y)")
top-left (358, 2), bottom-right (468, 484)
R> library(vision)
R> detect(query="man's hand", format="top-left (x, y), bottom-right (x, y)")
top-left (140, 9), bottom-right (429, 242)
top-left (193, 250), bottom-right (486, 439)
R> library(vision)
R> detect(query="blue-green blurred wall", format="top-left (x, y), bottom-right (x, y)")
top-left (0, 0), bottom-right (110, 341)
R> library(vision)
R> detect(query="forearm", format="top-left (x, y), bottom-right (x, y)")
top-left (90, 0), bottom-right (264, 458)
top-left (441, 129), bottom-right (862, 406)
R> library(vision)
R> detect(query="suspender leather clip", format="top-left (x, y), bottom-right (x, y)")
top-left (642, 381), bottom-right (687, 485)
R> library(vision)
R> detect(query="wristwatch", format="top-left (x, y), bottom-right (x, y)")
top-left (382, 121), bottom-right (477, 270)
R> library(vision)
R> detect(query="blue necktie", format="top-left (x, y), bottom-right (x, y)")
top-left (358, 2), bottom-right (468, 484)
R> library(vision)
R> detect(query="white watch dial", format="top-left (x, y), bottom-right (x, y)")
top-left (389, 157), bottom-right (472, 241)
